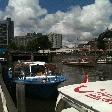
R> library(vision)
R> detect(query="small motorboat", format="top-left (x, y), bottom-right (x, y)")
top-left (62, 57), bottom-right (96, 67)
top-left (8, 61), bottom-right (65, 98)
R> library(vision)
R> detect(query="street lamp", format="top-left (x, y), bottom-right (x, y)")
top-left (108, 38), bottom-right (111, 54)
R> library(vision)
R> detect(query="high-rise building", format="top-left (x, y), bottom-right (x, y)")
top-left (0, 17), bottom-right (14, 46)
top-left (47, 32), bottom-right (62, 49)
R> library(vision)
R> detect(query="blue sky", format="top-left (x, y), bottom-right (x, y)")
top-left (39, 0), bottom-right (95, 13)
top-left (0, 0), bottom-right (8, 10)
top-left (0, 0), bottom-right (95, 13)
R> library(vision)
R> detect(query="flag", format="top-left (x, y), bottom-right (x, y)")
top-left (82, 72), bottom-right (88, 83)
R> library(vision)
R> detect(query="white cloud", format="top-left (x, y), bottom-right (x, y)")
top-left (48, 0), bottom-right (112, 44)
top-left (3, 0), bottom-right (47, 35)
top-left (0, 0), bottom-right (112, 46)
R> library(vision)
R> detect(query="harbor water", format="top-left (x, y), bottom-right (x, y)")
top-left (2, 54), bottom-right (112, 112)
top-left (25, 55), bottom-right (112, 112)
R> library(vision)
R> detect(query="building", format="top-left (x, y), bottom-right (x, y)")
top-left (87, 38), bottom-right (98, 51)
top-left (47, 32), bottom-right (62, 49)
top-left (26, 32), bottom-right (42, 38)
top-left (13, 33), bottom-right (42, 47)
top-left (14, 36), bottom-right (31, 47)
top-left (0, 18), bottom-right (14, 46)
top-left (103, 38), bottom-right (112, 53)
top-left (78, 43), bottom-right (90, 51)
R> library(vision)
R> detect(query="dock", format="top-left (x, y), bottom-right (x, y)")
top-left (0, 64), bottom-right (17, 112)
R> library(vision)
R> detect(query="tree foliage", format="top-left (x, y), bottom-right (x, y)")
top-left (26, 35), bottom-right (52, 52)
top-left (97, 29), bottom-right (112, 50)
top-left (8, 41), bottom-right (18, 50)
top-left (9, 34), bottom-right (52, 52)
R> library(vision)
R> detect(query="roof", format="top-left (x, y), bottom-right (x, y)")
top-left (23, 61), bottom-right (45, 66)
top-left (58, 80), bottom-right (112, 112)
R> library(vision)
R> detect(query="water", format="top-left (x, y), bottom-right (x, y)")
top-left (2, 54), bottom-right (112, 112)
top-left (25, 54), bottom-right (112, 112)
top-left (25, 61), bottom-right (112, 112)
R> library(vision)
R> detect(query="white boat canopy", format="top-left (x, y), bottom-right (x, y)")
top-left (23, 61), bottom-right (45, 66)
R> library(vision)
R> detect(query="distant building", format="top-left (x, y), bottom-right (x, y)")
top-left (87, 38), bottom-right (98, 51)
top-left (38, 48), bottom-right (74, 54)
top-left (0, 17), bottom-right (14, 46)
top-left (78, 44), bottom-right (90, 51)
top-left (13, 33), bottom-right (43, 47)
top-left (103, 38), bottom-right (112, 52)
top-left (47, 32), bottom-right (62, 49)
top-left (26, 32), bottom-right (42, 38)
top-left (14, 36), bottom-right (32, 47)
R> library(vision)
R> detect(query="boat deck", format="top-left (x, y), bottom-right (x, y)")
top-left (58, 80), bottom-right (112, 112)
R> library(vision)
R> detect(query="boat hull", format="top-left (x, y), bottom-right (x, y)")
top-left (12, 75), bottom-right (65, 99)
top-left (63, 62), bottom-right (95, 67)
top-left (25, 82), bottom-right (60, 98)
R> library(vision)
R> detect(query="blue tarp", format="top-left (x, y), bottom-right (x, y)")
top-left (0, 48), bottom-right (7, 54)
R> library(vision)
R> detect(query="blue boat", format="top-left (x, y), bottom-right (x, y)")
top-left (9, 61), bottom-right (65, 98)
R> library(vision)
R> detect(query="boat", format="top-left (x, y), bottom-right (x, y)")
top-left (97, 55), bottom-right (112, 64)
top-left (55, 79), bottom-right (112, 112)
top-left (8, 61), bottom-right (65, 98)
top-left (62, 57), bottom-right (96, 67)
top-left (97, 58), bottom-right (107, 64)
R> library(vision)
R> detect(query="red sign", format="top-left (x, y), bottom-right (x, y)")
top-left (74, 85), bottom-right (112, 104)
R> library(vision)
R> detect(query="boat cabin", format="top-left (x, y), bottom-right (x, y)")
top-left (55, 80), bottom-right (112, 112)
top-left (13, 61), bottom-right (56, 78)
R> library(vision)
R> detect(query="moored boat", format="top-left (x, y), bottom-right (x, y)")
top-left (55, 80), bottom-right (112, 112)
top-left (97, 55), bottom-right (112, 64)
top-left (62, 57), bottom-right (96, 67)
top-left (8, 61), bottom-right (65, 98)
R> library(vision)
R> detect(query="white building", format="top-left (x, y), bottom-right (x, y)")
top-left (47, 32), bottom-right (62, 49)
top-left (38, 48), bottom-right (75, 54)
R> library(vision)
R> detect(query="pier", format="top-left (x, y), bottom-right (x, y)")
top-left (8, 51), bottom-right (52, 62)
top-left (0, 64), bottom-right (17, 112)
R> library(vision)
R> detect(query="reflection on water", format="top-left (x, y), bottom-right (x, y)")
top-left (25, 62), bottom-right (112, 112)
top-left (26, 97), bottom-right (56, 112)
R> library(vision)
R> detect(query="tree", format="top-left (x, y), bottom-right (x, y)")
top-left (18, 45), bottom-right (25, 51)
top-left (97, 29), bottom-right (112, 50)
top-left (8, 41), bottom-right (18, 50)
top-left (26, 35), bottom-right (52, 52)
top-left (26, 39), bottom-right (39, 51)
top-left (37, 35), bottom-right (52, 50)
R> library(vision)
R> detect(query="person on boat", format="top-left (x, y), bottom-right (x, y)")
top-left (35, 65), bottom-right (45, 76)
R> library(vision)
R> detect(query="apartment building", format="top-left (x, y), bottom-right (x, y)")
top-left (0, 18), bottom-right (14, 46)
top-left (47, 32), bottom-right (62, 49)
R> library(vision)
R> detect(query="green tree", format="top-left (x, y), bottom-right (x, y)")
top-left (26, 35), bottom-right (52, 52)
top-left (26, 39), bottom-right (39, 51)
top-left (18, 45), bottom-right (25, 51)
top-left (37, 35), bottom-right (52, 50)
top-left (8, 41), bottom-right (18, 50)
top-left (97, 29), bottom-right (112, 50)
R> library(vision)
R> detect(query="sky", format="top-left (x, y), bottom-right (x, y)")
top-left (0, 0), bottom-right (112, 47)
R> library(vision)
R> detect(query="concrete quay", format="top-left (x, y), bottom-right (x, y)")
top-left (0, 64), bottom-right (17, 112)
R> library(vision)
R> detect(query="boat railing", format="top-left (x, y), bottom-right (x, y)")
top-left (13, 70), bottom-right (65, 83)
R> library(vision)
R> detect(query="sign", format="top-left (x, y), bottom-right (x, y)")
top-left (74, 85), bottom-right (112, 105)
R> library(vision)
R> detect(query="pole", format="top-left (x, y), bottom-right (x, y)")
top-left (31, 52), bottom-right (34, 61)
top-left (16, 83), bottom-right (25, 112)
